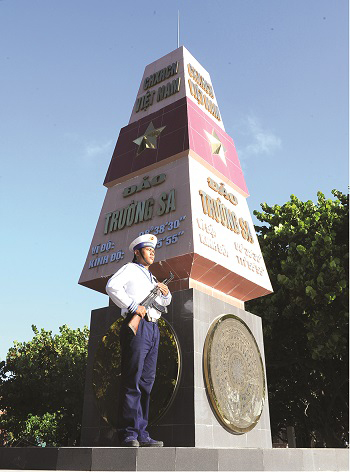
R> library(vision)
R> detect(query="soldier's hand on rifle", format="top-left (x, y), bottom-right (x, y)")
top-left (157, 283), bottom-right (169, 296)
top-left (135, 305), bottom-right (147, 318)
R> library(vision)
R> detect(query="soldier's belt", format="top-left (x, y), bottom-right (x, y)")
top-left (145, 315), bottom-right (159, 323)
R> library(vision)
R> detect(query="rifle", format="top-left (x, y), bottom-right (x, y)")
top-left (128, 272), bottom-right (174, 335)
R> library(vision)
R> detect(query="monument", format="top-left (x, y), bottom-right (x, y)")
top-left (79, 46), bottom-right (273, 449)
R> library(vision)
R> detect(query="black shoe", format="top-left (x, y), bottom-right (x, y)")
top-left (139, 437), bottom-right (163, 447)
top-left (121, 437), bottom-right (139, 447)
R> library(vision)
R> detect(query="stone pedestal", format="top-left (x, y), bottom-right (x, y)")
top-left (80, 288), bottom-right (271, 448)
top-left (1, 447), bottom-right (348, 471)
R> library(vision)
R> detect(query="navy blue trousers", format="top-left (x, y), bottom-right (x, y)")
top-left (118, 316), bottom-right (160, 441)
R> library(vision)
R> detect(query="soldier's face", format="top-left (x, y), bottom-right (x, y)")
top-left (136, 247), bottom-right (155, 266)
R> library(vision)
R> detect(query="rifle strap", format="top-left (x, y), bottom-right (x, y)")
top-left (150, 301), bottom-right (167, 314)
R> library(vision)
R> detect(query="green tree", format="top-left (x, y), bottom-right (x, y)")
top-left (0, 325), bottom-right (89, 447)
top-left (246, 190), bottom-right (348, 447)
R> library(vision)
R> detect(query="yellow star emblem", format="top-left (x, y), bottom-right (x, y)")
top-left (133, 122), bottom-right (166, 155)
top-left (204, 129), bottom-right (227, 165)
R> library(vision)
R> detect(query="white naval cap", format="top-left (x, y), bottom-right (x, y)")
top-left (129, 234), bottom-right (158, 252)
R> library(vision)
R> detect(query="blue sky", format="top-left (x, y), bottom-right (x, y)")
top-left (1, 0), bottom-right (348, 360)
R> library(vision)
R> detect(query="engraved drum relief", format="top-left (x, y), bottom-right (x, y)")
top-left (203, 314), bottom-right (266, 434)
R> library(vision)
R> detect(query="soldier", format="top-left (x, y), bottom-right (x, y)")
top-left (106, 234), bottom-right (172, 447)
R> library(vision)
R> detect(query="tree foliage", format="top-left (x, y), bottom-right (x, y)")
top-left (246, 190), bottom-right (348, 447)
top-left (0, 325), bottom-right (89, 447)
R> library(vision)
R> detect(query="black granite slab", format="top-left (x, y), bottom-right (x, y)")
top-left (0, 447), bottom-right (58, 470)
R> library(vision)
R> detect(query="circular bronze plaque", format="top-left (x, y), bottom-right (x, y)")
top-left (203, 314), bottom-right (266, 434)
top-left (92, 317), bottom-right (181, 427)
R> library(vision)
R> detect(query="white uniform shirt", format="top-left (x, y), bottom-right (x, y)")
top-left (106, 262), bottom-right (172, 319)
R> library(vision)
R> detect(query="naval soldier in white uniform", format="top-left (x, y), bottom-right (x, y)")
top-left (106, 234), bottom-right (171, 447)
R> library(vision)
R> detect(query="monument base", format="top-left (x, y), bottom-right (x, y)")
top-left (0, 446), bottom-right (348, 471)
top-left (80, 288), bottom-right (271, 448)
